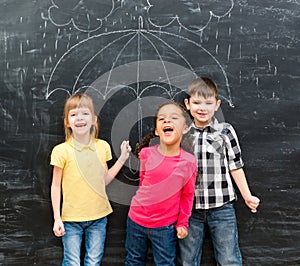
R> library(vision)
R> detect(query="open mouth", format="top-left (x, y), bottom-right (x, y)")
top-left (75, 123), bottom-right (86, 128)
top-left (198, 112), bottom-right (207, 117)
top-left (163, 126), bottom-right (174, 133)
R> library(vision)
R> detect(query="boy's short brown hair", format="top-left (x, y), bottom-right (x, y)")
top-left (187, 77), bottom-right (218, 99)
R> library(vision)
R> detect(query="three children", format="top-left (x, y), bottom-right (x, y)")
top-left (51, 78), bottom-right (260, 265)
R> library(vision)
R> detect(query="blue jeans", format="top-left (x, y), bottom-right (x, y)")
top-left (125, 217), bottom-right (176, 266)
top-left (62, 217), bottom-right (107, 266)
top-left (177, 203), bottom-right (242, 266)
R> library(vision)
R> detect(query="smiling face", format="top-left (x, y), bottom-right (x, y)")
top-left (63, 93), bottom-right (98, 142)
top-left (154, 103), bottom-right (188, 149)
top-left (185, 77), bottom-right (221, 128)
top-left (185, 94), bottom-right (220, 128)
top-left (67, 106), bottom-right (95, 135)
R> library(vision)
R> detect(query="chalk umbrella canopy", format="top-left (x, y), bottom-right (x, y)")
top-left (46, 17), bottom-right (232, 103)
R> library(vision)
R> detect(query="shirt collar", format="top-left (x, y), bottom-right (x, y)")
top-left (67, 137), bottom-right (96, 151)
top-left (189, 117), bottom-right (222, 133)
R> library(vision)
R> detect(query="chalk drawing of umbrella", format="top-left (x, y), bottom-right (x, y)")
top-left (46, 16), bottom-right (231, 158)
top-left (46, 16), bottom-right (232, 100)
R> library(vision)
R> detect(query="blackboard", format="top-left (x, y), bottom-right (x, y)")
top-left (1, 1), bottom-right (299, 265)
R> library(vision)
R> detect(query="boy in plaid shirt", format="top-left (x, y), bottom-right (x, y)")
top-left (177, 77), bottom-right (260, 266)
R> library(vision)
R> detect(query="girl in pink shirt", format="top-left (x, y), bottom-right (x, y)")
top-left (125, 102), bottom-right (197, 266)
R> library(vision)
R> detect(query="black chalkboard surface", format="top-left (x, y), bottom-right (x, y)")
top-left (1, 1), bottom-right (299, 265)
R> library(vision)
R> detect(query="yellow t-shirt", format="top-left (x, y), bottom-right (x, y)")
top-left (50, 137), bottom-right (113, 222)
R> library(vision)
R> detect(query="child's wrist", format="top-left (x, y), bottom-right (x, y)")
top-left (117, 156), bottom-right (126, 164)
top-left (244, 194), bottom-right (253, 201)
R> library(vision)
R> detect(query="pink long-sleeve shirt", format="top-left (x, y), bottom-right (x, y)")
top-left (128, 145), bottom-right (197, 229)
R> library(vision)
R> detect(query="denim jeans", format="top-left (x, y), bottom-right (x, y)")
top-left (177, 203), bottom-right (242, 266)
top-left (125, 217), bottom-right (176, 266)
top-left (62, 217), bottom-right (107, 266)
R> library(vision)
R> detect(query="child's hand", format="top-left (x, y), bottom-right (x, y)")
top-left (176, 226), bottom-right (188, 239)
top-left (119, 140), bottom-right (131, 163)
top-left (53, 218), bottom-right (65, 237)
top-left (245, 195), bottom-right (260, 213)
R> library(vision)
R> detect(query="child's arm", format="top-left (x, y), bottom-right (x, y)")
top-left (176, 160), bottom-right (197, 238)
top-left (51, 166), bottom-right (65, 237)
top-left (231, 168), bottom-right (260, 213)
top-left (104, 140), bottom-right (131, 185)
top-left (176, 173), bottom-right (195, 239)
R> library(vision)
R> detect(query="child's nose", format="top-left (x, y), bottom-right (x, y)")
top-left (77, 113), bottom-right (84, 120)
top-left (199, 104), bottom-right (206, 110)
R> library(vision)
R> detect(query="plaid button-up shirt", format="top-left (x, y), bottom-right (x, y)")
top-left (190, 118), bottom-right (244, 209)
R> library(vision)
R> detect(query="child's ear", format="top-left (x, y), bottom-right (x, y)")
top-left (154, 128), bottom-right (159, 136)
top-left (94, 115), bottom-right (98, 124)
top-left (64, 118), bottom-right (68, 127)
top-left (215, 99), bottom-right (221, 111)
top-left (184, 98), bottom-right (190, 110)
top-left (182, 124), bottom-right (189, 135)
